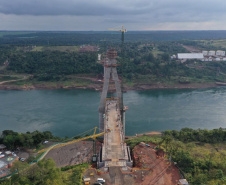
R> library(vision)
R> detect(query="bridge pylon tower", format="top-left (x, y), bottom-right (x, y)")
top-left (98, 49), bottom-right (123, 131)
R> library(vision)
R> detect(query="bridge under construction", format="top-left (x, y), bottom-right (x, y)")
top-left (98, 49), bottom-right (133, 171)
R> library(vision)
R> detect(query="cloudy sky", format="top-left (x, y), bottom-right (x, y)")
top-left (0, 0), bottom-right (226, 31)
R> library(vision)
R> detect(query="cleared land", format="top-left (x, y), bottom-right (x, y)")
top-left (182, 45), bottom-right (201, 52)
top-left (83, 142), bottom-right (180, 185)
top-left (31, 46), bottom-right (79, 52)
top-left (133, 143), bottom-right (180, 185)
top-left (44, 141), bottom-right (93, 167)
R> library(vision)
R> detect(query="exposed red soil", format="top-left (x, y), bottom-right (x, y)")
top-left (133, 144), bottom-right (180, 185)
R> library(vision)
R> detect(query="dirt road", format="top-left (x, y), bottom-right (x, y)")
top-left (0, 76), bottom-right (28, 85)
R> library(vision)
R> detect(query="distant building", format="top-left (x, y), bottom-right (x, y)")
top-left (171, 55), bottom-right (176, 59)
top-left (0, 151), bottom-right (18, 178)
top-left (177, 53), bottom-right (204, 60)
top-left (216, 50), bottom-right (225, 56)
top-left (216, 58), bottom-right (221, 61)
top-left (98, 54), bottom-right (101, 61)
top-left (202, 51), bottom-right (208, 56)
top-left (0, 160), bottom-right (8, 177)
top-left (208, 50), bottom-right (216, 56)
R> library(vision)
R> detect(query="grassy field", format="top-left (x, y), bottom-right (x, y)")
top-left (211, 40), bottom-right (226, 49)
top-left (198, 39), bottom-right (226, 50)
top-left (152, 49), bottom-right (164, 57)
top-left (4, 77), bottom-right (92, 87)
top-left (31, 46), bottom-right (79, 52)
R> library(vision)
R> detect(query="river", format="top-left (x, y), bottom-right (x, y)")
top-left (1, 87), bottom-right (226, 137)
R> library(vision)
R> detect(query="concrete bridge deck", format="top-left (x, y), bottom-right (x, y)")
top-left (102, 99), bottom-right (128, 167)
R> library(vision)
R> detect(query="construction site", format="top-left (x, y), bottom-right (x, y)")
top-left (39, 27), bottom-right (182, 185)
top-left (45, 46), bottom-right (181, 185)
top-left (0, 27), bottom-right (185, 185)
top-left (81, 38), bottom-right (182, 183)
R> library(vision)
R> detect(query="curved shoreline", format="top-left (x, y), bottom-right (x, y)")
top-left (0, 82), bottom-right (221, 92)
top-left (0, 82), bottom-right (219, 91)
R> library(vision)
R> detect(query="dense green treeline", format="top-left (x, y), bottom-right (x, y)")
top-left (0, 130), bottom-right (60, 149)
top-left (1, 31), bottom-right (226, 45)
top-left (0, 35), bottom-right (226, 83)
top-left (3, 43), bottom-right (221, 82)
top-left (163, 127), bottom-right (226, 143)
top-left (7, 51), bottom-right (102, 81)
top-left (161, 128), bottom-right (226, 184)
top-left (0, 159), bottom-right (89, 185)
top-left (0, 45), bottom-right (16, 66)
top-left (1, 128), bottom-right (226, 184)
top-left (157, 42), bottom-right (187, 54)
top-left (117, 46), bottom-right (217, 81)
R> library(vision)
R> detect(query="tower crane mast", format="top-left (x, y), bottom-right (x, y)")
top-left (108, 25), bottom-right (127, 49)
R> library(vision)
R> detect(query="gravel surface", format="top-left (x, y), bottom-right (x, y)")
top-left (45, 141), bottom-right (93, 167)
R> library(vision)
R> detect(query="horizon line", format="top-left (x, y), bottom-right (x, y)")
top-left (1, 29), bottom-right (226, 32)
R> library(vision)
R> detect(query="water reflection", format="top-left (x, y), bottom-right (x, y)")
top-left (137, 88), bottom-right (194, 98)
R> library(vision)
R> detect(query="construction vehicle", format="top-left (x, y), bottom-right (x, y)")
top-left (83, 177), bottom-right (91, 185)
top-left (37, 127), bottom-right (111, 162)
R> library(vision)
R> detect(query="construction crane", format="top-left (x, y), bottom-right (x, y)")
top-left (37, 127), bottom-right (111, 162)
top-left (108, 25), bottom-right (127, 51)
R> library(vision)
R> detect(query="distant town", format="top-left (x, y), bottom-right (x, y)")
top-left (175, 50), bottom-right (226, 62)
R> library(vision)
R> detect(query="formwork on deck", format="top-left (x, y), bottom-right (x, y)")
top-left (98, 99), bottom-right (132, 170)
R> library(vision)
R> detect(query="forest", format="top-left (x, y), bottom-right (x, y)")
top-left (126, 128), bottom-right (226, 185)
top-left (1, 128), bottom-right (225, 184)
top-left (162, 128), bottom-right (226, 184)
top-left (7, 51), bottom-right (102, 81)
top-left (0, 31), bottom-right (226, 86)
top-left (1, 30), bottom-right (226, 45)
top-left (1, 41), bottom-right (226, 85)
top-left (0, 130), bottom-right (60, 150)
top-left (0, 159), bottom-right (89, 185)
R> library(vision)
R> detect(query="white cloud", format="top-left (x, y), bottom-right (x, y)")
top-left (0, 0), bottom-right (226, 30)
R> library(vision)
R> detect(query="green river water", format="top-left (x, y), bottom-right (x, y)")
top-left (1, 87), bottom-right (226, 137)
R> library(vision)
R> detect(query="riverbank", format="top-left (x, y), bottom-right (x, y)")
top-left (0, 81), bottom-right (219, 91)
top-left (126, 131), bottom-right (162, 139)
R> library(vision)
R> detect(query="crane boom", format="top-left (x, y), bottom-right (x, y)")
top-left (108, 25), bottom-right (127, 49)
top-left (108, 25), bottom-right (127, 32)
top-left (38, 127), bottom-right (111, 154)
